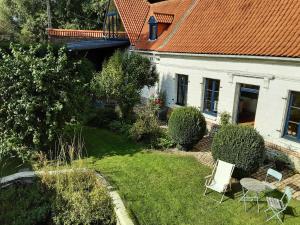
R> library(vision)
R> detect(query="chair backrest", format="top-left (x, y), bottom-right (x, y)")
top-left (213, 160), bottom-right (235, 187)
top-left (281, 186), bottom-right (293, 209)
top-left (265, 168), bottom-right (282, 182)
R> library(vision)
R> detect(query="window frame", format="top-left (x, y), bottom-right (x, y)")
top-left (284, 91), bottom-right (300, 141)
top-left (176, 74), bottom-right (188, 106)
top-left (203, 78), bottom-right (220, 116)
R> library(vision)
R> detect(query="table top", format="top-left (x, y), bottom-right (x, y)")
top-left (240, 178), bottom-right (266, 193)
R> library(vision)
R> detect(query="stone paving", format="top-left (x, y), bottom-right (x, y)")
top-left (169, 136), bottom-right (300, 200)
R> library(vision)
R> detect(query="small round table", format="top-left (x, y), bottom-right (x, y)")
top-left (240, 178), bottom-right (266, 212)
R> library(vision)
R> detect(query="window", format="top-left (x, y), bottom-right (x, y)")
top-left (177, 74), bottom-right (188, 106)
top-left (203, 78), bottom-right (220, 115)
top-left (149, 16), bottom-right (158, 40)
top-left (284, 91), bottom-right (300, 140)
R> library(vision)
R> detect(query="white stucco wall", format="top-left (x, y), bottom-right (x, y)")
top-left (139, 51), bottom-right (300, 153)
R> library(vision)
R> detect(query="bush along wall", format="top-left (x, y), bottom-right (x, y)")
top-left (211, 125), bottom-right (265, 178)
top-left (168, 107), bottom-right (206, 151)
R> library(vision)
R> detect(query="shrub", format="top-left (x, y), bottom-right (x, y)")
top-left (0, 181), bottom-right (51, 225)
top-left (108, 120), bottom-right (132, 137)
top-left (152, 130), bottom-right (176, 150)
top-left (168, 107), bottom-right (206, 151)
top-left (211, 125), bottom-right (265, 178)
top-left (130, 104), bottom-right (161, 144)
top-left (220, 111), bottom-right (231, 126)
top-left (41, 170), bottom-right (116, 225)
top-left (86, 107), bottom-right (118, 128)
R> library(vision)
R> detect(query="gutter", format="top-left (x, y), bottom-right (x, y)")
top-left (133, 50), bottom-right (300, 63)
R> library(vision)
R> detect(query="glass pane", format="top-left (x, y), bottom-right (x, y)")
top-left (287, 122), bottom-right (298, 138)
top-left (212, 100), bottom-right (218, 112)
top-left (183, 75), bottom-right (188, 85)
top-left (204, 100), bottom-right (212, 111)
top-left (206, 79), bottom-right (213, 90)
top-left (292, 92), bottom-right (300, 108)
top-left (206, 90), bottom-right (212, 101)
top-left (289, 108), bottom-right (300, 123)
top-left (177, 75), bottom-right (188, 105)
top-left (240, 84), bottom-right (260, 90)
top-left (213, 91), bottom-right (219, 101)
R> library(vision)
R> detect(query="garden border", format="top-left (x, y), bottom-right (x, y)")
top-left (0, 169), bottom-right (134, 225)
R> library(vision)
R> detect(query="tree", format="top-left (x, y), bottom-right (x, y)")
top-left (0, 0), bottom-right (108, 43)
top-left (92, 50), bottom-right (158, 120)
top-left (0, 44), bottom-right (94, 159)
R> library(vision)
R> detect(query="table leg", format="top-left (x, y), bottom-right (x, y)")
top-left (240, 187), bottom-right (248, 212)
top-left (256, 192), bottom-right (259, 213)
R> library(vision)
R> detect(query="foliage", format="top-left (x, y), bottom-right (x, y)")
top-left (108, 120), bottom-right (132, 137)
top-left (130, 103), bottom-right (161, 144)
top-left (0, 44), bottom-right (94, 159)
top-left (151, 129), bottom-right (176, 149)
top-left (92, 50), bottom-right (158, 120)
top-left (168, 107), bottom-right (206, 150)
top-left (86, 107), bottom-right (118, 128)
top-left (0, 0), bottom-right (108, 43)
top-left (0, 182), bottom-right (51, 225)
top-left (0, 171), bottom-right (115, 225)
top-left (211, 125), bottom-right (265, 178)
top-left (220, 111), bottom-right (231, 126)
top-left (41, 170), bottom-right (115, 225)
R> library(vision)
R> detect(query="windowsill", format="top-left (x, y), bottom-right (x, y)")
top-left (282, 135), bottom-right (300, 144)
top-left (203, 112), bottom-right (218, 122)
top-left (174, 103), bottom-right (186, 107)
top-left (203, 111), bottom-right (217, 117)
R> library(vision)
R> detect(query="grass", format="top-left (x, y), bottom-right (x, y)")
top-left (81, 127), bottom-right (300, 225)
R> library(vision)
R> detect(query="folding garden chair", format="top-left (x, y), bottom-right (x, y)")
top-left (203, 159), bottom-right (235, 203)
top-left (265, 186), bottom-right (293, 224)
top-left (262, 168), bottom-right (282, 191)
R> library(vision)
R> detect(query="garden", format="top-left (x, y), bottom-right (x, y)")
top-left (0, 46), bottom-right (300, 225)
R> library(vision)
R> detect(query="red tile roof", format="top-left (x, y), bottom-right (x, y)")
top-left (114, 0), bottom-right (150, 44)
top-left (116, 0), bottom-right (300, 58)
top-left (154, 13), bottom-right (174, 24)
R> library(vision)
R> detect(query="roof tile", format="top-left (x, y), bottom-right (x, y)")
top-left (114, 0), bottom-right (150, 44)
top-left (116, 0), bottom-right (300, 58)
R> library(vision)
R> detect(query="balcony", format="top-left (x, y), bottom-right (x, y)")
top-left (47, 28), bottom-right (129, 51)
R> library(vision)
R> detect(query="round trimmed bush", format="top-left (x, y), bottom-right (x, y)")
top-left (168, 107), bottom-right (206, 151)
top-left (212, 125), bottom-right (265, 178)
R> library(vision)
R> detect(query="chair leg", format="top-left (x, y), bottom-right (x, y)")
top-left (266, 209), bottom-right (283, 224)
top-left (219, 192), bottom-right (225, 204)
top-left (203, 186), bottom-right (208, 196)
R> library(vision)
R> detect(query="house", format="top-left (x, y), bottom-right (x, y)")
top-left (109, 0), bottom-right (300, 170)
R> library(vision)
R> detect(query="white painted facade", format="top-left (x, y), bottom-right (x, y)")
top-left (139, 51), bottom-right (300, 153)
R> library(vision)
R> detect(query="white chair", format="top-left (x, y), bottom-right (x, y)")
top-left (265, 186), bottom-right (293, 224)
top-left (262, 168), bottom-right (283, 191)
top-left (203, 159), bottom-right (235, 203)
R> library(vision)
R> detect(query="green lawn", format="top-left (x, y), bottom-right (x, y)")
top-left (82, 127), bottom-right (300, 225)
